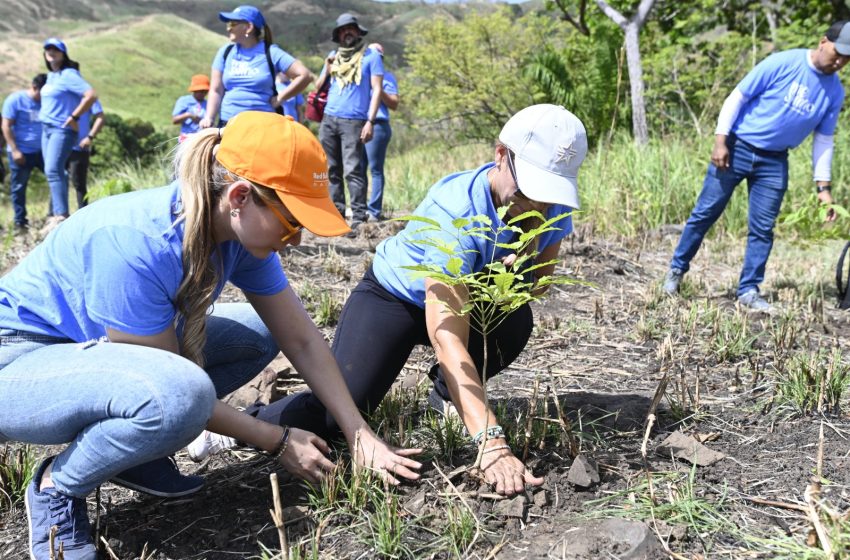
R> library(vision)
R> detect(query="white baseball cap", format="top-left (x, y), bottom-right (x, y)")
top-left (498, 104), bottom-right (587, 209)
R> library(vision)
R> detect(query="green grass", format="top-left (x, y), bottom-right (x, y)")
top-left (0, 444), bottom-right (37, 512)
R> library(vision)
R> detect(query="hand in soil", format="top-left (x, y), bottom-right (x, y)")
top-left (480, 446), bottom-right (544, 496)
top-left (278, 427), bottom-right (336, 483)
top-left (352, 429), bottom-right (423, 485)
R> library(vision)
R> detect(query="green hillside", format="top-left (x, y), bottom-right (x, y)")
top-left (72, 14), bottom-right (225, 129)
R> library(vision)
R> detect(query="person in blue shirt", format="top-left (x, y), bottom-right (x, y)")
top-left (172, 74), bottom-right (209, 143)
top-left (361, 43), bottom-right (399, 222)
top-left (0, 112), bottom-right (421, 559)
top-left (1, 73), bottom-right (47, 230)
top-left (316, 13), bottom-right (384, 235)
top-left (663, 22), bottom-right (850, 312)
top-left (39, 38), bottom-right (97, 228)
top-left (200, 5), bottom-right (311, 128)
top-left (229, 105), bottom-right (588, 497)
top-left (65, 100), bottom-right (104, 210)
top-left (276, 73), bottom-right (305, 122)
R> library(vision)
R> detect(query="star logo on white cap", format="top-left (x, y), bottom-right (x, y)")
top-left (554, 143), bottom-right (577, 164)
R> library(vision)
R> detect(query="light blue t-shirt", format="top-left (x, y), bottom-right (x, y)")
top-left (172, 94), bottom-right (207, 135)
top-left (0, 182), bottom-right (288, 341)
top-left (73, 99), bottom-right (103, 153)
top-left (373, 163), bottom-right (573, 308)
top-left (212, 42), bottom-right (295, 122)
top-left (733, 49), bottom-right (845, 151)
top-left (1, 90), bottom-right (41, 154)
top-left (324, 48), bottom-right (384, 120)
top-left (375, 71), bottom-right (398, 122)
top-left (39, 68), bottom-right (92, 127)
top-left (275, 82), bottom-right (304, 122)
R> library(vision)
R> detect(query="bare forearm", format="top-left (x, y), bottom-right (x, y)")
top-left (208, 401), bottom-right (282, 451)
top-left (2, 124), bottom-right (17, 152)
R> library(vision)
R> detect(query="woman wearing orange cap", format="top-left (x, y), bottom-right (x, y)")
top-left (172, 74), bottom-right (210, 142)
top-left (0, 111), bottom-right (421, 559)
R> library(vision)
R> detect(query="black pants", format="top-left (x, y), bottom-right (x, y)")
top-left (66, 150), bottom-right (89, 209)
top-left (253, 267), bottom-right (533, 440)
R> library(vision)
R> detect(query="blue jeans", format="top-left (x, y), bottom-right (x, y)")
top-left (0, 303), bottom-right (278, 497)
top-left (363, 119), bottom-right (392, 219)
top-left (41, 124), bottom-right (78, 217)
top-left (320, 115), bottom-right (368, 223)
top-left (670, 136), bottom-right (789, 296)
top-left (7, 151), bottom-right (44, 226)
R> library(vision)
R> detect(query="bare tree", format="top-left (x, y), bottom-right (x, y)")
top-left (594, 0), bottom-right (656, 145)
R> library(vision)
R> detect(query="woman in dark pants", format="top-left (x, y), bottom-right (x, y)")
top-left (217, 105), bottom-right (589, 496)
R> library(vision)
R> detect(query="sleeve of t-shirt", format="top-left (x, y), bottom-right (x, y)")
top-left (212, 44), bottom-right (228, 72)
top-left (1, 94), bottom-right (17, 120)
top-left (295, 93), bottom-right (304, 105)
top-left (271, 45), bottom-right (295, 75)
top-left (417, 203), bottom-right (481, 277)
top-left (366, 51), bottom-right (384, 79)
top-left (383, 73), bottom-right (398, 95)
top-left (172, 96), bottom-right (186, 117)
top-left (736, 52), bottom-right (785, 99)
top-left (538, 206), bottom-right (574, 251)
top-left (229, 250), bottom-right (289, 295)
top-left (82, 227), bottom-right (181, 336)
top-left (63, 70), bottom-right (92, 96)
top-left (815, 84), bottom-right (845, 136)
top-left (91, 99), bottom-right (103, 115)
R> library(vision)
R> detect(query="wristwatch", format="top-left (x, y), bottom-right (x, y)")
top-left (70, 114), bottom-right (80, 121)
top-left (816, 185), bottom-right (832, 193)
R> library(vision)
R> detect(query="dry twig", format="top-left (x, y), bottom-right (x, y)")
top-left (269, 472), bottom-right (289, 560)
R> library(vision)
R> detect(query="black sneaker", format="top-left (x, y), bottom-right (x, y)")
top-left (26, 457), bottom-right (97, 560)
top-left (110, 456), bottom-right (204, 498)
top-left (345, 220), bottom-right (363, 239)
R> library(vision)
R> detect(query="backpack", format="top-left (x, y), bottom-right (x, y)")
top-left (305, 78), bottom-right (330, 123)
top-left (223, 43), bottom-right (283, 115)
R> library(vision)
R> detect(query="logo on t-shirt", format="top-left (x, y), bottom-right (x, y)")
top-left (784, 82), bottom-right (816, 115)
top-left (229, 60), bottom-right (262, 78)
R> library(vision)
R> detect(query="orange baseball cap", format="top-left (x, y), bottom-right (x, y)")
top-left (188, 74), bottom-right (210, 92)
top-left (216, 111), bottom-right (350, 237)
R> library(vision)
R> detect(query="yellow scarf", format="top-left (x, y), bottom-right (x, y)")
top-left (330, 40), bottom-right (366, 88)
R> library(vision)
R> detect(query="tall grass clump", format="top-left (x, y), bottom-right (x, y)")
top-left (0, 444), bottom-right (37, 512)
top-left (775, 348), bottom-right (850, 415)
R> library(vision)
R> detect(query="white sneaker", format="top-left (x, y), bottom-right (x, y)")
top-left (186, 430), bottom-right (237, 462)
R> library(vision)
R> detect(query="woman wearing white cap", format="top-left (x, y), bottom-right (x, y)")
top-left (200, 5), bottom-right (311, 128)
top-left (233, 104), bottom-right (588, 496)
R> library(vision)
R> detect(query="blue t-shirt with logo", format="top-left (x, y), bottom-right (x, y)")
top-left (375, 71), bottom-right (398, 122)
top-left (73, 99), bottom-right (103, 153)
top-left (0, 182), bottom-right (288, 341)
top-left (733, 49), bottom-right (845, 151)
top-left (172, 94), bottom-right (207, 135)
top-left (1, 90), bottom-right (42, 154)
top-left (212, 42), bottom-right (295, 122)
top-left (372, 163), bottom-right (573, 308)
top-left (324, 48), bottom-right (384, 120)
top-left (39, 68), bottom-right (92, 127)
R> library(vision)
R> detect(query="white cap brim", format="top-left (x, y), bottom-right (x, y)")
top-left (513, 156), bottom-right (580, 209)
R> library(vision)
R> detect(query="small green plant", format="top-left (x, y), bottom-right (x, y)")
top-left (425, 410), bottom-right (465, 463)
top-left (400, 206), bottom-right (575, 464)
top-left (779, 202), bottom-right (850, 243)
top-left (0, 444), bottom-right (37, 512)
top-left (298, 285), bottom-right (343, 327)
top-left (775, 348), bottom-right (850, 415)
top-left (709, 310), bottom-right (759, 363)
top-left (443, 500), bottom-right (477, 556)
top-left (361, 489), bottom-right (412, 559)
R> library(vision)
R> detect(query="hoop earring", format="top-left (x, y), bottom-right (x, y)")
top-left (230, 209), bottom-right (240, 217)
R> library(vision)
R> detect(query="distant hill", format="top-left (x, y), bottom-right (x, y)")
top-left (0, 0), bottom-right (517, 128)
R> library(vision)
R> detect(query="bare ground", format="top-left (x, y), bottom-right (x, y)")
top-left (1, 219), bottom-right (849, 559)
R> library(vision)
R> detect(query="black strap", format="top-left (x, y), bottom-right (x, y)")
top-left (222, 43), bottom-right (283, 115)
top-left (837, 241), bottom-right (850, 309)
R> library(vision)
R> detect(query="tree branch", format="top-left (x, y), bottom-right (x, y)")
top-left (594, 0), bottom-right (626, 28)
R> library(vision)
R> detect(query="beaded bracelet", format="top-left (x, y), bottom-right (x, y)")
top-left (268, 425), bottom-right (291, 460)
top-left (472, 425), bottom-right (505, 446)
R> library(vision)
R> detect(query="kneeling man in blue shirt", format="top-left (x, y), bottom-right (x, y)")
top-left (663, 21), bottom-right (850, 312)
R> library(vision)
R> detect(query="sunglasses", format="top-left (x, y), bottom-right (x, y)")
top-left (506, 150), bottom-right (530, 201)
top-left (265, 202), bottom-right (304, 244)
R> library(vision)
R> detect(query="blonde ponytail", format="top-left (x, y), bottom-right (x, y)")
top-left (173, 128), bottom-right (231, 367)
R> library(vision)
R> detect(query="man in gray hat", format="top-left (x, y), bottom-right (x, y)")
top-left (315, 13), bottom-right (384, 235)
top-left (662, 21), bottom-right (850, 312)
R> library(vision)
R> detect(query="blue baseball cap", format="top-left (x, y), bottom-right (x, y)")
top-left (43, 37), bottom-right (67, 53)
top-left (218, 5), bottom-right (265, 29)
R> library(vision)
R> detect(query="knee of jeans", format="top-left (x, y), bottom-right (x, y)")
top-left (137, 367), bottom-right (216, 443)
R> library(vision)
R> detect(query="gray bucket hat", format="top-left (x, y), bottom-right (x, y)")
top-left (332, 13), bottom-right (368, 43)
